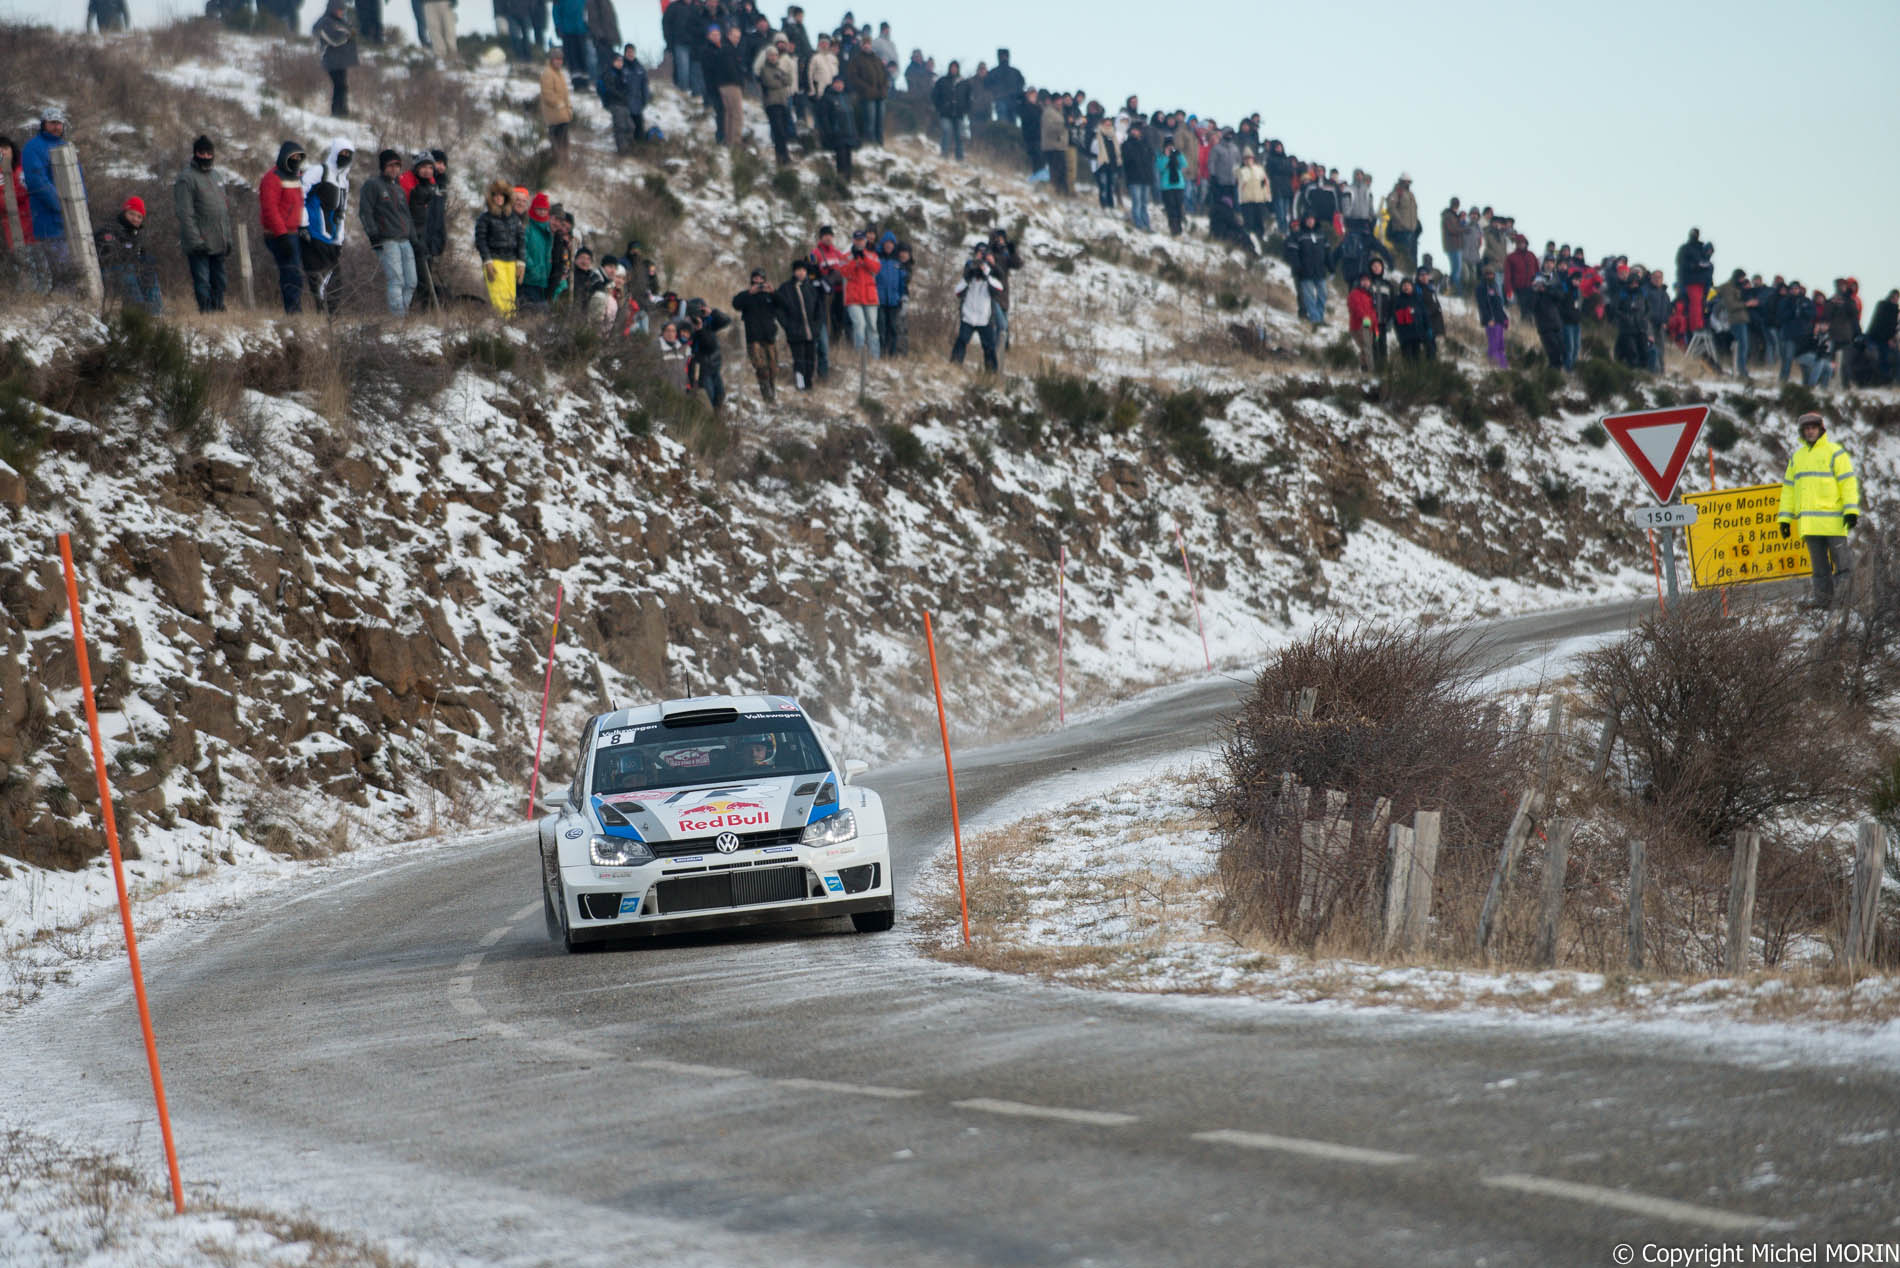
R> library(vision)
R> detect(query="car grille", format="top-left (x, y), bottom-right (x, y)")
top-left (656, 866), bottom-right (811, 913)
top-left (648, 827), bottom-right (806, 858)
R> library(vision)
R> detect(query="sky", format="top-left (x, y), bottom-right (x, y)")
top-left (15, 0), bottom-right (1900, 293)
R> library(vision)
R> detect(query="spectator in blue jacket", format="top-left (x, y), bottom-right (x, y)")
top-left (21, 108), bottom-right (74, 284)
top-left (1156, 142), bottom-right (1189, 236)
top-left (1778, 283), bottom-right (1815, 383)
top-left (600, 45), bottom-right (649, 153)
top-left (875, 230), bottom-right (909, 357)
top-left (553, 0), bottom-right (591, 80)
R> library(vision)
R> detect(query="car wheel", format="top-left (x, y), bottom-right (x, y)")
top-left (548, 869), bottom-right (591, 954)
top-left (851, 907), bottom-right (895, 933)
top-left (542, 865), bottom-right (562, 942)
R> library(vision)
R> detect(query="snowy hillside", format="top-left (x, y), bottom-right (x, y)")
top-left (3, 20), bottom-right (1898, 945)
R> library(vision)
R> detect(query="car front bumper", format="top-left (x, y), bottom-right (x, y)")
top-left (560, 837), bottom-right (892, 942)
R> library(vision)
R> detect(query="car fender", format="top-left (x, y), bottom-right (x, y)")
top-left (847, 784), bottom-right (888, 839)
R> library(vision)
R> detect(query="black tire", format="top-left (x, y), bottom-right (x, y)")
top-left (542, 866), bottom-right (562, 942)
top-left (851, 907), bottom-right (895, 933)
top-left (548, 868), bottom-right (591, 953)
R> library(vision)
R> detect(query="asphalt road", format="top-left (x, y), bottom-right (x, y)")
top-left (8, 597), bottom-right (1898, 1267)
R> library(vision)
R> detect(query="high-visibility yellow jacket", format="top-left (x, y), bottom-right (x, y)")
top-left (1777, 434), bottom-right (1861, 538)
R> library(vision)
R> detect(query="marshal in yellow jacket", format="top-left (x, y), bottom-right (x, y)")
top-left (1777, 433), bottom-right (1861, 538)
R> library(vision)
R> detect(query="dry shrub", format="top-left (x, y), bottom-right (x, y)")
top-left (261, 41), bottom-right (332, 113)
top-left (1216, 622), bottom-right (1528, 950)
top-left (1578, 598), bottom-right (1871, 847)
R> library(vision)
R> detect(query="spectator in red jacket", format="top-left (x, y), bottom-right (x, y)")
top-left (1505, 235), bottom-right (1539, 318)
top-left (841, 228), bottom-right (882, 358)
top-left (257, 140), bottom-right (308, 312)
top-left (1347, 272), bottom-right (1378, 371)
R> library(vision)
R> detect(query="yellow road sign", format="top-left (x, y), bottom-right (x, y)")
top-left (1681, 483), bottom-right (1811, 589)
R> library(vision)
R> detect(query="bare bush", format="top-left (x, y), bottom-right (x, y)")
top-left (1216, 623), bottom-right (1528, 950)
top-left (1578, 598), bottom-right (1871, 847)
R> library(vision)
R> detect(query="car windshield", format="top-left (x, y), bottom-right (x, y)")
top-left (590, 713), bottom-right (830, 795)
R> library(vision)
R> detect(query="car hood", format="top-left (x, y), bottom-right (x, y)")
top-left (592, 773), bottom-right (835, 842)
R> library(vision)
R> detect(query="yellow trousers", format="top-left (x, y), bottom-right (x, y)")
top-left (485, 262), bottom-right (518, 317)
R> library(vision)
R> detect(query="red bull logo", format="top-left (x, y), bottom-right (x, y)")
top-left (677, 799), bottom-right (770, 832)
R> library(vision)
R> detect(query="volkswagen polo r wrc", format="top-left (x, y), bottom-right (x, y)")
top-left (537, 694), bottom-right (894, 951)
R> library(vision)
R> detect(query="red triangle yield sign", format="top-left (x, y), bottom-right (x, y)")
top-left (1600, 405), bottom-right (1710, 504)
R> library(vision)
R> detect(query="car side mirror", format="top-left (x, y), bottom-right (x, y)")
top-left (537, 794), bottom-right (568, 814)
top-left (843, 759), bottom-right (869, 783)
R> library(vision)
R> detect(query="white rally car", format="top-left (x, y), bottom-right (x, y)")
top-left (537, 694), bottom-right (894, 951)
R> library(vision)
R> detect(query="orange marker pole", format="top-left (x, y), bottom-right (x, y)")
top-left (525, 582), bottom-right (563, 821)
top-left (1647, 529), bottom-right (1665, 616)
top-left (1176, 524), bottom-right (1212, 672)
top-left (1056, 545), bottom-right (1066, 727)
top-left (924, 611), bottom-right (971, 945)
top-left (58, 534), bottom-right (185, 1215)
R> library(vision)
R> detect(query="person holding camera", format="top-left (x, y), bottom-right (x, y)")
top-left (683, 297), bottom-right (732, 410)
top-left (841, 229), bottom-right (882, 359)
top-left (951, 247), bottom-right (1004, 372)
top-left (732, 268), bottom-right (783, 401)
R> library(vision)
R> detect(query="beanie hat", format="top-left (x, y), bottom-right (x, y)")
top-left (529, 191), bottom-right (551, 221)
top-left (122, 196), bottom-right (145, 216)
top-left (378, 148), bottom-right (401, 169)
top-left (191, 134), bottom-right (214, 155)
top-left (412, 150), bottom-right (433, 167)
top-left (41, 105), bottom-right (67, 125)
top-left (1798, 412), bottom-right (1825, 431)
top-left (750, 268), bottom-right (766, 281)
top-left (430, 148), bottom-right (447, 166)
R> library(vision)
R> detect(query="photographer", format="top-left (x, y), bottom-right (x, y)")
top-left (985, 227), bottom-right (1022, 350)
top-left (950, 246), bottom-right (1004, 373)
top-left (732, 268), bottom-right (782, 401)
top-left (841, 229), bottom-right (882, 359)
top-left (683, 297), bottom-right (732, 410)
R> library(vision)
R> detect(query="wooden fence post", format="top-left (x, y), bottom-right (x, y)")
top-left (49, 145), bottom-right (102, 302)
top-left (1725, 829), bottom-right (1761, 976)
top-left (1532, 818), bottom-right (1575, 968)
top-left (1537, 698), bottom-right (1566, 789)
top-left (1382, 822), bottom-right (1415, 953)
top-left (1296, 686), bottom-right (1317, 722)
top-left (231, 189), bottom-right (256, 308)
top-left (1401, 809), bottom-right (1441, 953)
top-left (0, 163), bottom-right (22, 262)
top-left (1846, 821), bottom-right (1888, 973)
top-left (1590, 702), bottom-right (1619, 781)
top-left (1476, 790), bottom-right (1542, 960)
top-left (1627, 838), bottom-right (1647, 971)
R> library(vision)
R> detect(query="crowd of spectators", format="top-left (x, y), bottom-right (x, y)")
top-left (5, 3), bottom-right (1893, 399)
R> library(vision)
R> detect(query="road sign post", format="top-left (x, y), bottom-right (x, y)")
top-left (1602, 406), bottom-right (1710, 610)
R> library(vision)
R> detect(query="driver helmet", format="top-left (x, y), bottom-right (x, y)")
top-left (742, 733), bottom-right (777, 765)
top-left (601, 746), bottom-right (648, 786)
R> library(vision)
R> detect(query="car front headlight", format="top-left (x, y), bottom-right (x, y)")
top-left (801, 809), bottom-right (857, 847)
top-left (589, 835), bottom-right (655, 867)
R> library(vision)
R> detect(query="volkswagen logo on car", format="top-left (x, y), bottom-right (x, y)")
top-left (715, 831), bottom-right (741, 854)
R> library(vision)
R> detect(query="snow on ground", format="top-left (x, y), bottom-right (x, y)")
top-left (0, 1124), bottom-right (435, 1268)
top-left (909, 763), bottom-right (1900, 1057)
